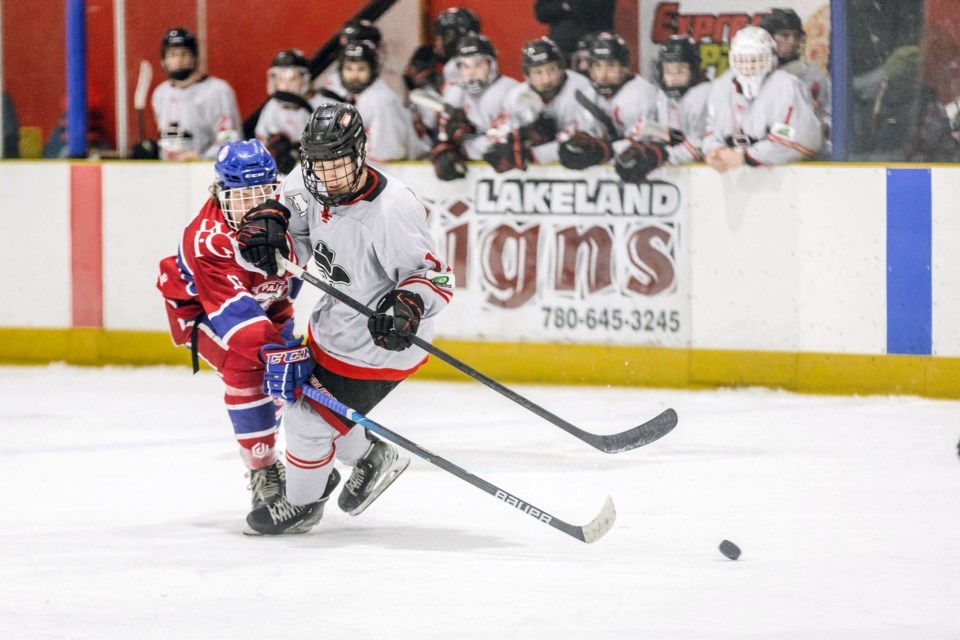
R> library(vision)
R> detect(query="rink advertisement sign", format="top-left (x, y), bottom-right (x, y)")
top-left (405, 165), bottom-right (690, 347)
top-left (637, 1), bottom-right (831, 79)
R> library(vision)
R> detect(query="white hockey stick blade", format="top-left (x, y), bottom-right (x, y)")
top-left (345, 457), bottom-right (411, 516)
top-left (409, 88), bottom-right (448, 114)
top-left (579, 496), bottom-right (617, 544)
top-left (134, 60), bottom-right (153, 110)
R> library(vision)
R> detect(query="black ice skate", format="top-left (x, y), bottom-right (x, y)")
top-left (246, 459), bottom-right (286, 510)
top-left (244, 468), bottom-right (340, 536)
top-left (338, 439), bottom-right (410, 516)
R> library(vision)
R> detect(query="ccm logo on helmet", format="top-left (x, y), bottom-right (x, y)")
top-left (265, 347), bottom-right (309, 364)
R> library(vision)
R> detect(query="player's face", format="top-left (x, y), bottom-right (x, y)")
top-left (458, 56), bottom-right (491, 84)
top-left (219, 184), bottom-right (279, 231)
top-left (162, 47), bottom-right (196, 75)
top-left (589, 59), bottom-right (629, 89)
top-left (773, 30), bottom-right (802, 60)
top-left (527, 62), bottom-right (563, 95)
top-left (311, 156), bottom-right (360, 198)
top-left (732, 51), bottom-right (765, 76)
top-left (341, 60), bottom-right (372, 91)
top-left (661, 62), bottom-right (692, 89)
top-left (272, 68), bottom-right (306, 95)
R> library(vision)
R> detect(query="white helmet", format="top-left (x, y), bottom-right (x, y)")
top-left (729, 26), bottom-right (777, 100)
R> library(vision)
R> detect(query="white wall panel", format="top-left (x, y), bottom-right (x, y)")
top-left (688, 166), bottom-right (800, 351)
top-left (102, 162), bottom-right (211, 331)
top-left (932, 167), bottom-right (960, 356)
top-left (797, 166), bottom-right (886, 353)
top-left (0, 163), bottom-right (71, 327)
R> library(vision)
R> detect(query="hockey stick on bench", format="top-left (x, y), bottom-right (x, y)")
top-left (279, 255), bottom-right (678, 454)
top-left (300, 383), bottom-right (616, 543)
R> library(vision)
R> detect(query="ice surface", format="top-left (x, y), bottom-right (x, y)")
top-left (1, 365), bottom-right (959, 639)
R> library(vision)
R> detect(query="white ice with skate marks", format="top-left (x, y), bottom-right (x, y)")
top-left (1, 364), bottom-right (959, 638)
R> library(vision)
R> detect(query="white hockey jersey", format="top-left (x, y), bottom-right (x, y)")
top-left (279, 167), bottom-right (453, 377)
top-left (151, 76), bottom-right (241, 160)
top-left (577, 76), bottom-right (659, 156)
top-left (501, 70), bottom-right (593, 164)
top-left (780, 58), bottom-right (832, 156)
top-left (254, 97), bottom-right (312, 143)
top-left (650, 81), bottom-right (712, 164)
top-left (352, 78), bottom-right (430, 162)
top-left (702, 69), bottom-right (823, 165)
top-left (442, 74), bottom-right (520, 159)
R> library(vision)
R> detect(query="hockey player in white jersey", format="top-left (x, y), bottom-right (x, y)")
top-left (760, 8), bottom-right (832, 155)
top-left (483, 37), bottom-right (592, 172)
top-left (702, 25), bottom-right (822, 172)
top-left (236, 103), bottom-right (454, 535)
top-left (336, 40), bottom-right (429, 162)
top-left (615, 35), bottom-right (711, 183)
top-left (430, 33), bottom-right (519, 181)
top-left (558, 32), bottom-right (659, 171)
top-left (317, 20), bottom-right (383, 103)
top-left (254, 49), bottom-right (313, 174)
top-left (151, 27), bottom-right (241, 161)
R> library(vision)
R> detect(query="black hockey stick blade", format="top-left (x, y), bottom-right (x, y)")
top-left (279, 255), bottom-right (677, 454)
top-left (300, 383), bottom-right (616, 543)
top-left (574, 89), bottom-right (622, 142)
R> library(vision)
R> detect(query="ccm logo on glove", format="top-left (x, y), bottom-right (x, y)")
top-left (263, 346), bottom-right (309, 365)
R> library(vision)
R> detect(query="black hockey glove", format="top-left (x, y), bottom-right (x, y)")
top-left (517, 114), bottom-right (558, 147)
top-left (483, 137), bottom-right (528, 173)
top-left (131, 139), bottom-right (159, 159)
top-left (441, 108), bottom-right (476, 145)
top-left (403, 45), bottom-right (443, 92)
top-left (367, 290), bottom-right (424, 351)
top-left (236, 200), bottom-right (292, 276)
top-left (615, 140), bottom-right (668, 184)
top-left (558, 132), bottom-right (612, 170)
top-left (266, 133), bottom-right (298, 175)
top-left (429, 142), bottom-right (467, 181)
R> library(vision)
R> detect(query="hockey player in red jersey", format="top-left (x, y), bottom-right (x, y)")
top-left (157, 139), bottom-right (302, 522)
top-left (236, 103), bottom-right (454, 535)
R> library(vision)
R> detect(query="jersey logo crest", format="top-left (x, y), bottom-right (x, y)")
top-left (289, 193), bottom-right (309, 216)
top-left (313, 241), bottom-right (351, 285)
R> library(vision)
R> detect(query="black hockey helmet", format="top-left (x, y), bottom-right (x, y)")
top-left (160, 27), bottom-right (197, 57)
top-left (300, 103), bottom-right (367, 206)
top-left (654, 35), bottom-right (702, 98)
top-left (456, 33), bottom-right (499, 95)
top-left (588, 32), bottom-right (632, 96)
top-left (570, 32), bottom-right (599, 74)
top-left (759, 8), bottom-right (804, 36)
top-left (339, 19), bottom-right (382, 48)
top-left (521, 37), bottom-right (564, 75)
top-left (434, 7), bottom-right (481, 59)
top-left (271, 48), bottom-right (308, 69)
top-left (521, 37), bottom-right (566, 101)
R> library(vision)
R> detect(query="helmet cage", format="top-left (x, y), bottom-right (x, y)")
top-left (456, 34), bottom-right (499, 95)
top-left (729, 26), bottom-right (777, 100)
top-left (300, 105), bottom-right (368, 207)
top-left (588, 33), bottom-right (633, 96)
top-left (214, 140), bottom-right (279, 231)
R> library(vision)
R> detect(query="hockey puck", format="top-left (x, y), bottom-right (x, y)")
top-left (719, 540), bottom-right (741, 560)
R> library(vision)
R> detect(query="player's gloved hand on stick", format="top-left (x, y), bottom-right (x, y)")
top-left (483, 135), bottom-right (529, 173)
top-left (517, 114), bottom-right (558, 147)
top-left (615, 140), bottom-right (668, 183)
top-left (558, 131), bottom-right (611, 170)
top-left (236, 200), bottom-right (292, 276)
top-left (429, 143), bottom-right (467, 181)
top-left (441, 108), bottom-right (475, 145)
top-left (367, 289), bottom-right (424, 351)
top-left (260, 339), bottom-right (313, 402)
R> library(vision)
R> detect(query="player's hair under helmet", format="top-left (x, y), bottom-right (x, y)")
top-left (521, 37), bottom-right (566, 101)
top-left (339, 39), bottom-right (380, 94)
top-left (655, 35), bottom-right (702, 99)
top-left (300, 103), bottom-right (367, 207)
top-left (759, 8), bottom-right (805, 64)
top-left (729, 25), bottom-right (777, 100)
top-left (214, 140), bottom-right (279, 231)
top-left (435, 7), bottom-right (481, 60)
top-left (268, 49), bottom-right (310, 96)
top-left (588, 32), bottom-right (633, 96)
top-left (456, 33), bottom-right (499, 96)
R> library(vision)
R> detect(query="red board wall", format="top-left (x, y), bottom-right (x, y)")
top-left (1, 0), bottom-right (638, 152)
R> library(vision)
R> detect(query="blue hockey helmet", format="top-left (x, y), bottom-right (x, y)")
top-left (214, 140), bottom-right (280, 230)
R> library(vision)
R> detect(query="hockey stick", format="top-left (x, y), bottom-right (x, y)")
top-left (279, 255), bottom-right (678, 454)
top-left (573, 89), bottom-right (672, 144)
top-left (300, 383), bottom-right (616, 543)
top-left (134, 60), bottom-right (152, 145)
